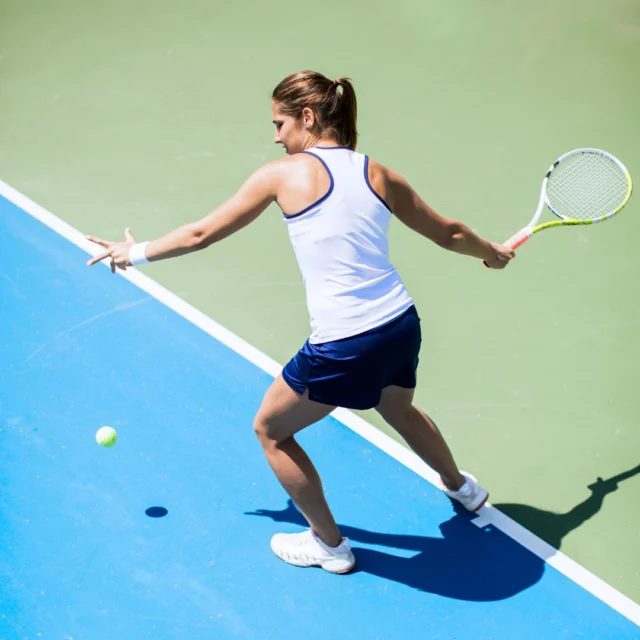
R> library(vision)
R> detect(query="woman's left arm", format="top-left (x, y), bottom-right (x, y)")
top-left (86, 161), bottom-right (281, 272)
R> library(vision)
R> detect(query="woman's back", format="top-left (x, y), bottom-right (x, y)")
top-left (281, 146), bottom-right (413, 344)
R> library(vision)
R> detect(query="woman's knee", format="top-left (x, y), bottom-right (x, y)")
top-left (253, 411), bottom-right (285, 448)
top-left (253, 413), bottom-right (270, 443)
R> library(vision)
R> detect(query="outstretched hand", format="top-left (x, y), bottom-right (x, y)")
top-left (86, 228), bottom-right (136, 273)
top-left (245, 507), bottom-right (290, 522)
top-left (245, 500), bottom-right (307, 526)
top-left (587, 477), bottom-right (619, 495)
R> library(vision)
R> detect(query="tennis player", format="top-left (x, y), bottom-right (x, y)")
top-left (87, 70), bottom-right (514, 574)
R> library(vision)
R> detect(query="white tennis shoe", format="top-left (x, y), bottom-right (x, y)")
top-left (441, 471), bottom-right (488, 512)
top-left (270, 529), bottom-right (356, 574)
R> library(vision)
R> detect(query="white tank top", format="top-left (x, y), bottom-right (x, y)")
top-left (283, 146), bottom-right (414, 344)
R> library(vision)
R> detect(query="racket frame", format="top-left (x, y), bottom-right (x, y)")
top-left (505, 147), bottom-right (633, 250)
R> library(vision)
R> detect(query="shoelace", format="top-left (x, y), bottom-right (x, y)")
top-left (450, 480), bottom-right (473, 498)
top-left (283, 534), bottom-right (328, 563)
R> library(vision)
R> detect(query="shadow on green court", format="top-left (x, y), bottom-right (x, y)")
top-left (494, 464), bottom-right (640, 550)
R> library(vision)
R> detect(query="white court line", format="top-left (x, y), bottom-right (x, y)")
top-left (2, 178), bottom-right (638, 627)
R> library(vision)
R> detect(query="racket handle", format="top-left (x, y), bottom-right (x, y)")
top-left (483, 228), bottom-right (531, 268)
top-left (504, 229), bottom-right (532, 250)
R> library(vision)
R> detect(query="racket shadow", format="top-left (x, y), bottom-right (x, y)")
top-left (245, 499), bottom-right (545, 602)
top-left (494, 463), bottom-right (640, 550)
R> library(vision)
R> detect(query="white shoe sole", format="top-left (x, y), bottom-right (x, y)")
top-left (467, 489), bottom-right (489, 512)
top-left (272, 551), bottom-right (356, 574)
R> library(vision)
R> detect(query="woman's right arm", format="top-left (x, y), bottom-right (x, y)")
top-left (379, 164), bottom-right (514, 269)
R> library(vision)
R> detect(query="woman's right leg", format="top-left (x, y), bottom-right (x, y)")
top-left (375, 385), bottom-right (465, 491)
top-left (376, 384), bottom-right (488, 511)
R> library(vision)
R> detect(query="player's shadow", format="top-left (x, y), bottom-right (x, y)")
top-left (245, 464), bottom-right (639, 602)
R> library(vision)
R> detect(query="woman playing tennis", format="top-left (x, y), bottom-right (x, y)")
top-left (87, 70), bottom-right (514, 574)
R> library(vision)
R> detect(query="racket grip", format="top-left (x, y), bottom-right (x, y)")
top-left (483, 229), bottom-right (530, 268)
top-left (504, 229), bottom-right (531, 250)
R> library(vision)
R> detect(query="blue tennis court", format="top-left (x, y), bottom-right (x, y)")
top-left (1, 190), bottom-right (639, 639)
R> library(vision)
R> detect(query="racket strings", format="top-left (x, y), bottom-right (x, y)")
top-left (546, 153), bottom-right (629, 221)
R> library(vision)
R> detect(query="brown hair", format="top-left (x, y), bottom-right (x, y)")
top-left (272, 70), bottom-right (358, 150)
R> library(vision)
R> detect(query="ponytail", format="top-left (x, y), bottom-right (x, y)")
top-left (330, 77), bottom-right (358, 150)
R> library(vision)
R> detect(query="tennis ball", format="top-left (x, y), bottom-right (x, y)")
top-left (96, 426), bottom-right (117, 447)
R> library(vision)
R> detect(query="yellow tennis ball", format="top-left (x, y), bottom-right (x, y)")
top-left (96, 426), bottom-right (117, 447)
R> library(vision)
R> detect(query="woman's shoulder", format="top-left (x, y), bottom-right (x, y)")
top-left (262, 152), bottom-right (319, 174)
top-left (364, 156), bottom-right (392, 203)
top-left (249, 154), bottom-right (318, 186)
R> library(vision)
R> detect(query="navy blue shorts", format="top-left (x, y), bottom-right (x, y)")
top-left (282, 305), bottom-right (422, 410)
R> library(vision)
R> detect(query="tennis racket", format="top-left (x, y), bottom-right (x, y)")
top-left (491, 148), bottom-right (632, 259)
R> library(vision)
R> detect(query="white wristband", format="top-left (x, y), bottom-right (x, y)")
top-left (129, 242), bottom-right (150, 266)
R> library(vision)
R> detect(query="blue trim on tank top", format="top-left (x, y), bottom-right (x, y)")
top-left (314, 145), bottom-right (352, 150)
top-left (282, 151), bottom-right (335, 220)
top-left (364, 156), bottom-right (391, 212)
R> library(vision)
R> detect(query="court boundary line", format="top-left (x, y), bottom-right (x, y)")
top-left (2, 178), bottom-right (638, 627)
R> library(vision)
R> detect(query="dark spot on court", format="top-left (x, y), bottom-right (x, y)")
top-left (145, 506), bottom-right (168, 518)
